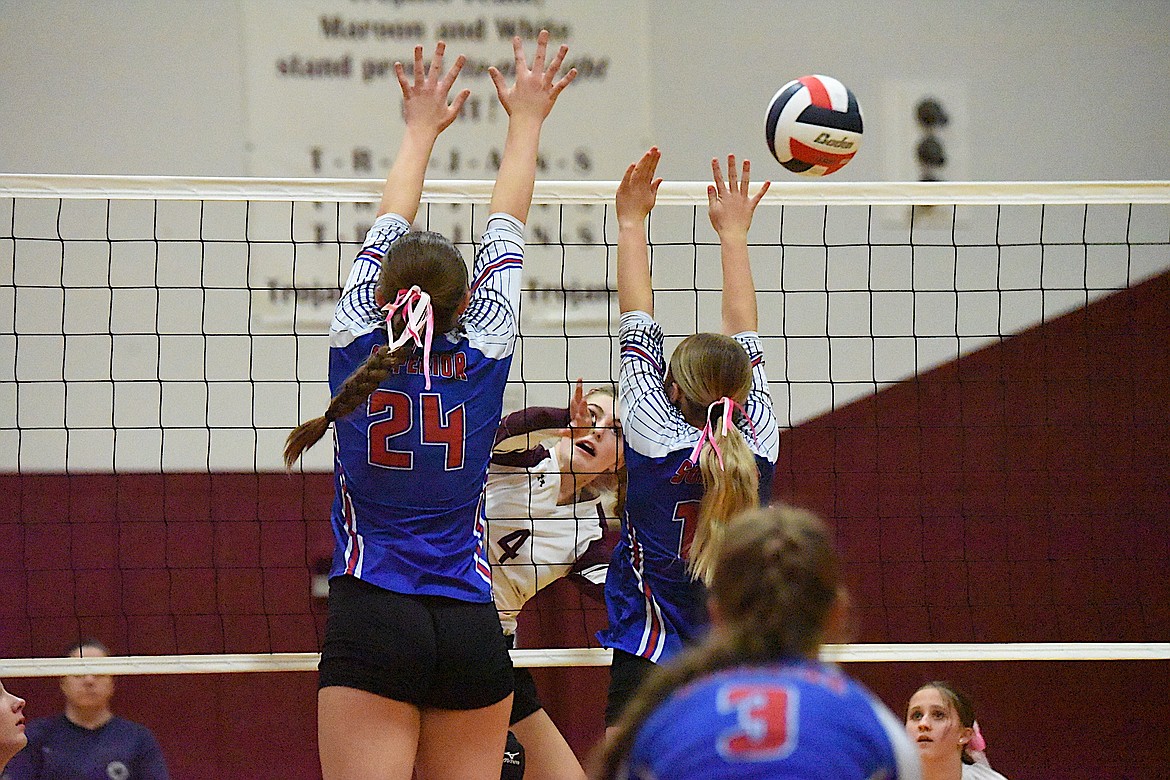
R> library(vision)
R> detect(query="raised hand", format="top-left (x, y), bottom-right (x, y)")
top-left (708, 155), bottom-right (769, 335)
top-left (395, 41), bottom-right (470, 137)
top-left (566, 378), bottom-right (590, 434)
top-left (487, 30), bottom-right (577, 222)
top-left (489, 29), bottom-right (578, 121)
top-left (616, 147), bottom-right (664, 227)
top-left (707, 155), bottom-right (770, 239)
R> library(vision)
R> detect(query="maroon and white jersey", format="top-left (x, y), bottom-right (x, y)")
top-left (484, 407), bottom-right (617, 635)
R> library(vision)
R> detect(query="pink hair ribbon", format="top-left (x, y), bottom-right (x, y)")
top-left (687, 396), bottom-right (758, 470)
top-left (969, 721), bottom-right (987, 752)
top-left (382, 285), bottom-right (435, 389)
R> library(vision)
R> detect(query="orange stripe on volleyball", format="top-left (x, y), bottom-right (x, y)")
top-left (799, 75), bottom-right (833, 109)
top-left (789, 138), bottom-right (856, 173)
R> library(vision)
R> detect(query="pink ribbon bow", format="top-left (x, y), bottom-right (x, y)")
top-left (381, 285), bottom-right (435, 389)
top-left (687, 396), bottom-right (757, 470)
top-left (968, 721), bottom-right (987, 752)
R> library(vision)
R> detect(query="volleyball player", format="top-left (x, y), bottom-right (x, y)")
top-left (598, 148), bottom-right (780, 727)
top-left (591, 505), bottom-right (922, 779)
top-left (485, 380), bottom-right (623, 780)
top-left (0, 681), bottom-right (27, 771)
top-left (906, 682), bottom-right (1010, 780)
top-left (282, 32), bottom-right (576, 780)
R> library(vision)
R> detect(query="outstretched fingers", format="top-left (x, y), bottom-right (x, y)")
top-left (710, 157), bottom-right (728, 198)
top-left (394, 61), bottom-right (410, 96)
top-left (549, 65), bottom-right (578, 102)
top-left (439, 52), bottom-right (466, 92)
top-left (412, 45), bottom-right (425, 88)
top-left (750, 179), bottom-right (772, 208)
top-left (634, 147), bottom-right (661, 185)
top-left (531, 29), bottom-right (548, 72)
top-left (493, 30), bottom-right (577, 119)
top-left (618, 148), bottom-right (663, 223)
top-left (512, 33), bottom-right (529, 72)
top-left (428, 41), bottom-right (446, 82)
top-left (545, 42), bottom-right (569, 82)
top-left (568, 378), bottom-right (590, 430)
top-left (726, 154), bottom-right (739, 192)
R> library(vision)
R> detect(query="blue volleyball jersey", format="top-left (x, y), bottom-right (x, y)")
top-left (598, 311), bottom-right (780, 662)
top-left (624, 659), bottom-right (921, 780)
top-left (327, 211), bottom-right (525, 602)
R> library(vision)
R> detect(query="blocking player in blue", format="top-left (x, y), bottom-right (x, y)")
top-left (598, 148), bottom-right (781, 727)
top-left (592, 505), bottom-right (922, 780)
top-left (283, 33), bottom-right (576, 780)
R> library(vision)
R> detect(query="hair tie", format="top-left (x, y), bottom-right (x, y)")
top-left (324, 409), bottom-right (337, 423)
top-left (687, 396), bottom-right (762, 470)
top-left (968, 721), bottom-right (986, 752)
top-left (381, 285), bottom-right (435, 389)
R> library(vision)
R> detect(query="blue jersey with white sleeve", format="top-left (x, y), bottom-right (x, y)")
top-left (598, 311), bottom-right (780, 662)
top-left (624, 659), bottom-right (921, 780)
top-left (327, 212), bottom-right (525, 602)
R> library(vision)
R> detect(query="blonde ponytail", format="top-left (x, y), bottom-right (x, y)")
top-left (688, 422), bottom-right (759, 584)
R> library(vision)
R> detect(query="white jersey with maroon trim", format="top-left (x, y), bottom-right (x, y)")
top-left (485, 443), bottom-right (617, 635)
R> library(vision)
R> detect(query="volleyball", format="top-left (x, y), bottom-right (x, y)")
top-left (765, 75), bottom-right (864, 176)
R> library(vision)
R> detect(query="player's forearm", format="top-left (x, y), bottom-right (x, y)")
top-left (377, 126), bottom-right (440, 220)
top-left (618, 223), bottom-right (654, 315)
top-left (720, 235), bottom-right (758, 334)
top-left (489, 115), bottom-right (544, 222)
top-left (495, 405), bottom-right (569, 446)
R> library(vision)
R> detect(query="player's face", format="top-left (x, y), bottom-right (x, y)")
top-left (905, 687), bottom-right (971, 763)
top-left (0, 680), bottom-right (28, 758)
top-left (60, 646), bottom-right (115, 712)
top-left (563, 392), bottom-right (622, 475)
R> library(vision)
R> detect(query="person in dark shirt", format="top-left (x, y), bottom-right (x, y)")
top-left (2, 640), bottom-right (169, 780)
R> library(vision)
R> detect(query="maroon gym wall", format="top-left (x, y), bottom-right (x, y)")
top-left (3, 271), bottom-right (1167, 778)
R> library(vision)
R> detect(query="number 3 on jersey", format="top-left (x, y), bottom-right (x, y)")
top-left (368, 390), bottom-right (466, 470)
top-left (716, 684), bottom-right (796, 761)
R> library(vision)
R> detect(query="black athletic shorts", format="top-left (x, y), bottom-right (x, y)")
top-left (604, 647), bottom-right (657, 726)
top-left (505, 634), bottom-right (542, 725)
top-left (319, 574), bottom-right (514, 710)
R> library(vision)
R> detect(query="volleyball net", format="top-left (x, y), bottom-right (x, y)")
top-left (2, 174), bottom-right (1168, 676)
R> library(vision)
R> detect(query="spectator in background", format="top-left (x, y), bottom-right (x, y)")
top-left (0, 681), bottom-right (27, 770)
top-left (2, 639), bottom-right (169, 780)
top-left (906, 681), bottom-right (1008, 780)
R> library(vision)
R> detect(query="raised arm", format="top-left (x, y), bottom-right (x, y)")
top-left (377, 41), bottom-right (470, 220)
top-left (487, 30), bottom-right (577, 222)
top-left (707, 155), bottom-right (770, 334)
top-left (616, 147), bottom-right (663, 315)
